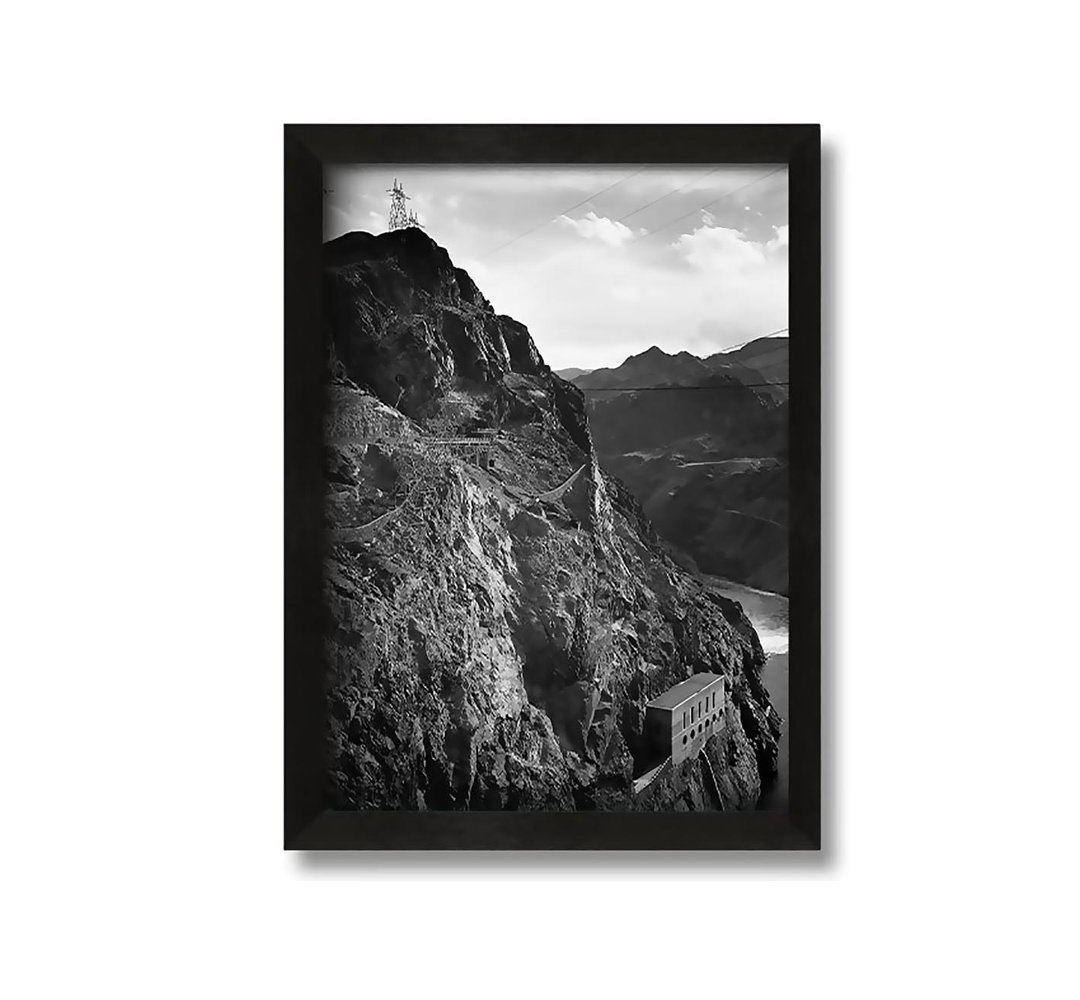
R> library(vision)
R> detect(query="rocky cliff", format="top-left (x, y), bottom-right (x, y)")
top-left (321, 227), bottom-right (781, 811)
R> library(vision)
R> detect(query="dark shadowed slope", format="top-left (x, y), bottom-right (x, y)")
top-left (705, 335), bottom-right (789, 397)
top-left (574, 338), bottom-right (789, 593)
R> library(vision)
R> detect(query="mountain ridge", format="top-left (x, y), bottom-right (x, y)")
top-left (569, 334), bottom-right (789, 593)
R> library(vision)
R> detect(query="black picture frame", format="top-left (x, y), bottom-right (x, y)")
top-left (285, 124), bottom-right (821, 850)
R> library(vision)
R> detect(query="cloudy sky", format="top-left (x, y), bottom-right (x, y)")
top-left (323, 164), bottom-right (788, 371)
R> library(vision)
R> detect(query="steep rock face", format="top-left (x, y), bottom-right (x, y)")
top-left (322, 229), bottom-right (780, 810)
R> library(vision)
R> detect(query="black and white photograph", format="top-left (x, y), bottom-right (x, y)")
top-left (318, 162), bottom-right (792, 813)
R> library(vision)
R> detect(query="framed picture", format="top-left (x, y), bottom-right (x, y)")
top-left (285, 124), bottom-right (820, 849)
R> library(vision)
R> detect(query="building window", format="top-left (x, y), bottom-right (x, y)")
top-left (683, 711), bottom-right (687, 729)
top-left (682, 735), bottom-right (687, 745)
top-left (691, 706), bottom-right (695, 723)
top-left (712, 692), bottom-right (716, 708)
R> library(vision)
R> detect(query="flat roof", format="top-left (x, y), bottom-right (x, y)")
top-left (646, 672), bottom-right (724, 711)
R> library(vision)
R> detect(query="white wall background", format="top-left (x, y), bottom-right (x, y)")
top-left (2, 3), bottom-right (1077, 997)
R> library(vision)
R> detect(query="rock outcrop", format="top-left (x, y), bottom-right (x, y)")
top-left (322, 228), bottom-right (780, 811)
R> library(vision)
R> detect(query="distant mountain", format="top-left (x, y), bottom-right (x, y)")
top-left (575, 346), bottom-right (713, 390)
top-left (705, 336), bottom-right (789, 398)
top-left (574, 338), bottom-right (790, 594)
top-left (555, 367), bottom-right (592, 380)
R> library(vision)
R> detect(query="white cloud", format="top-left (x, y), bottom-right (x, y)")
top-left (479, 224), bottom-right (787, 369)
top-left (557, 211), bottom-right (636, 247)
top-left (768, 223), bottom-right (789, 252)
top-left (673, 225), bottom-right (767, 271)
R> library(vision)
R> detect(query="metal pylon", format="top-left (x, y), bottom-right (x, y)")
top-left (387, 178), bottom-right (422, 231)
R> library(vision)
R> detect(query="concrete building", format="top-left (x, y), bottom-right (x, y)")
top-left (644, 672), bottom-right (726, 766)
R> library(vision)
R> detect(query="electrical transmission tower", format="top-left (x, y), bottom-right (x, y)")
top-left (386, 178), bottom-right (423, 231)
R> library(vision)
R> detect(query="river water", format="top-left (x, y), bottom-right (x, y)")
top-left (705, 576), bottom-right (789, 810)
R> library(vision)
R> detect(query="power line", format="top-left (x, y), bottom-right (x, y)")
top-left (614, 165), bottom-right (730, 225)
top-left (569, 324), bottom-right (790, 391)
top-left (633, 165), bottom-right (788, 243)
top-left (534, 165), bottom-right (787, 270)
top-left (709, 327), bottom-right (789, 355)
top-left (479, 163), bottom-right (760, 261)
top-left (479, 167), bottom-right (648, 259)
